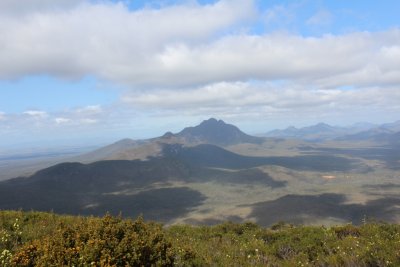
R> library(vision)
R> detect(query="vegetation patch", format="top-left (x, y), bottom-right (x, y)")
top-left (1, 210), bottom-right (400, 266)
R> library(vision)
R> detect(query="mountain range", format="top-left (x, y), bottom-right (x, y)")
top-left (262, 120), bottom-right (400, 142)
top-left (77, 118), bottom-right (400, 164)
top-left (74, 118), bottom-right (264, 163)
top-left (1, 118), bottom-right (400, 226)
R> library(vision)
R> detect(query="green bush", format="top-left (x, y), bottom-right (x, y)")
top-left (11, 215), bottom-right (174, 266)
top-left (1, 211), bottom-right (400, 266)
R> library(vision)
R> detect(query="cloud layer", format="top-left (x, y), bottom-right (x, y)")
top-left (1, 0), bottom-right (400, 147)
top-left (1, 0), bottom-right (398, 89)
top-left (123, 81), bottom-right (400, 121)
top-left (0, 0), bottom-right (254, 83)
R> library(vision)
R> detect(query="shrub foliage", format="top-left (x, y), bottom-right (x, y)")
top-left (1, 210), bottom-right (400, 266)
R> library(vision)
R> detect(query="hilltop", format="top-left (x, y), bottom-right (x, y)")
top-left (175, 118), bottom-right (264, 145)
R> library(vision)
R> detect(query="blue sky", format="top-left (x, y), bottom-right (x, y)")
top-left (0, 75), bottom-right (118, 113)
top-left (0, 0), bottom-right (399, 149)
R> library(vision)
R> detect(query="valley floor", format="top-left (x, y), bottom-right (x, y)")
top-left (1, 137), bottom-right (399, 227)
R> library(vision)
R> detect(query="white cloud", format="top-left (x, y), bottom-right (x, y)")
top-left (55, 117), bottom-right (71, 124)
top-left (149, 30), bottom-right (400, 88)
top-left (61, 105), bottom-right (104, 125)
top-left (0, 0), bottom-right (86, 15)
top-left (1, 4), bottom-right (398, 90)
top-left (123, 81), bottom-right (400, 120)
top-left (76, 105), bottom-right (103, 115)
top-left (23, 110), bottom-right (48, 118)
top-left (0, 105), bottom-right (107, 146)
top-left (80, 118), bottom-right (98, 124)
top-left (0, 0), bottom-right (398, 90)
top-left (0, 0), bottom-right (255, 81)
top-left (0, 112), bottom-right (5, 120)
top-left (7, 106), bottom-right (104, 129)
top-left (123, 82), bottom-right (250, 108)
top-left (1, 82), bottom-right (399, 148)
top-left (0, 1), bottom-right (400, 147)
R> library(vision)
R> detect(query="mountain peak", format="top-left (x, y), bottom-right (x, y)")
top-left (197, 118), bottom-right (229, 130)
top-left (204, 118), bottom-right (219, 122)
top-left (302, 122), bottom-right (335, 132)
top-left (199, 118), bottom-right (225, 126)
top-left (176, 118), bottom-right (263, 146)
top-left (161, 131), bottom-right (174, 138)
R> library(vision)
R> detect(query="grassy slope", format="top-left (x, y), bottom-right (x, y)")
top-left (1, 210), bottom-right (399, 266)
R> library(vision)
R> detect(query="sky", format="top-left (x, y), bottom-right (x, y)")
top-left (0, 0), bottom-right (400, 149)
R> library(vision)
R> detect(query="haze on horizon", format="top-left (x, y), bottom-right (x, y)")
top-left (0, 0), bottom-right (399, 149)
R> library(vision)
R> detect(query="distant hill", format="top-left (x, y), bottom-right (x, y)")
top-left (4, 118), bottom-right (397, 163)
top-left (337, 127), bottom-right (400, 145)
top-left (74, 119), bottom-right (399, 164)
top-left (263, 123), bottom-right (348, 141)
top-left (381, 120), bottom-right (400, 132)
top-left (73, 118), bottom-right (264, 163)
top-left (174, 118), bottom-right (264, 146)
top-left (262, 121), bottom-right (400, 141)
top-left (331, 120), bottom-right (400, 144)
top-left (73, 138), bottom-right (145, 162)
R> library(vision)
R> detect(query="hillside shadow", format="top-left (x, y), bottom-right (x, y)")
top-left (184, 215), bottom-right (243, 225)
top-left (0, 186), bottom-right (206, 222)
top-left (80, 187), bottom-right (206, 221)
top-left (162, 144), bottom-right (361, 172)
top-left (190, 167), bottom-right (286, 188)
top-left (299, 146), bottom-right (400, 170)
top-left (0, 158), bottom-right (205, 222)
top-left (246, 193), bottom-right (400, 226)
top-left (363, 183), bottom-right (400, 190)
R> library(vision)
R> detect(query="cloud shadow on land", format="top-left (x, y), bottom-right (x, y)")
top-left (0, 159), bottom-right (206, 222)
top-left (163, 144), bottom-right (362, 172)
top-left (184, 215), bottom-right (244, 226)
top-left (299, 145), bottom-right (400, 170)
top-left (363, 183), bottom-right (400, 190)
top-left (80, 187), bottom-right (207, 222)
top-left (190, 167), bottom-right (287, 188)
top-left (0, 186), bottom-right (206, 223)
top-left (246, 193), bottom-right (400, 226)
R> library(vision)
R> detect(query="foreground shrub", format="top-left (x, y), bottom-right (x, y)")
top-left (167, 222), bottom-right (400, 266)
top-left (11, 215), bottom-right (174, 266)
top-left (2, 211), bottom-right (400, 266)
